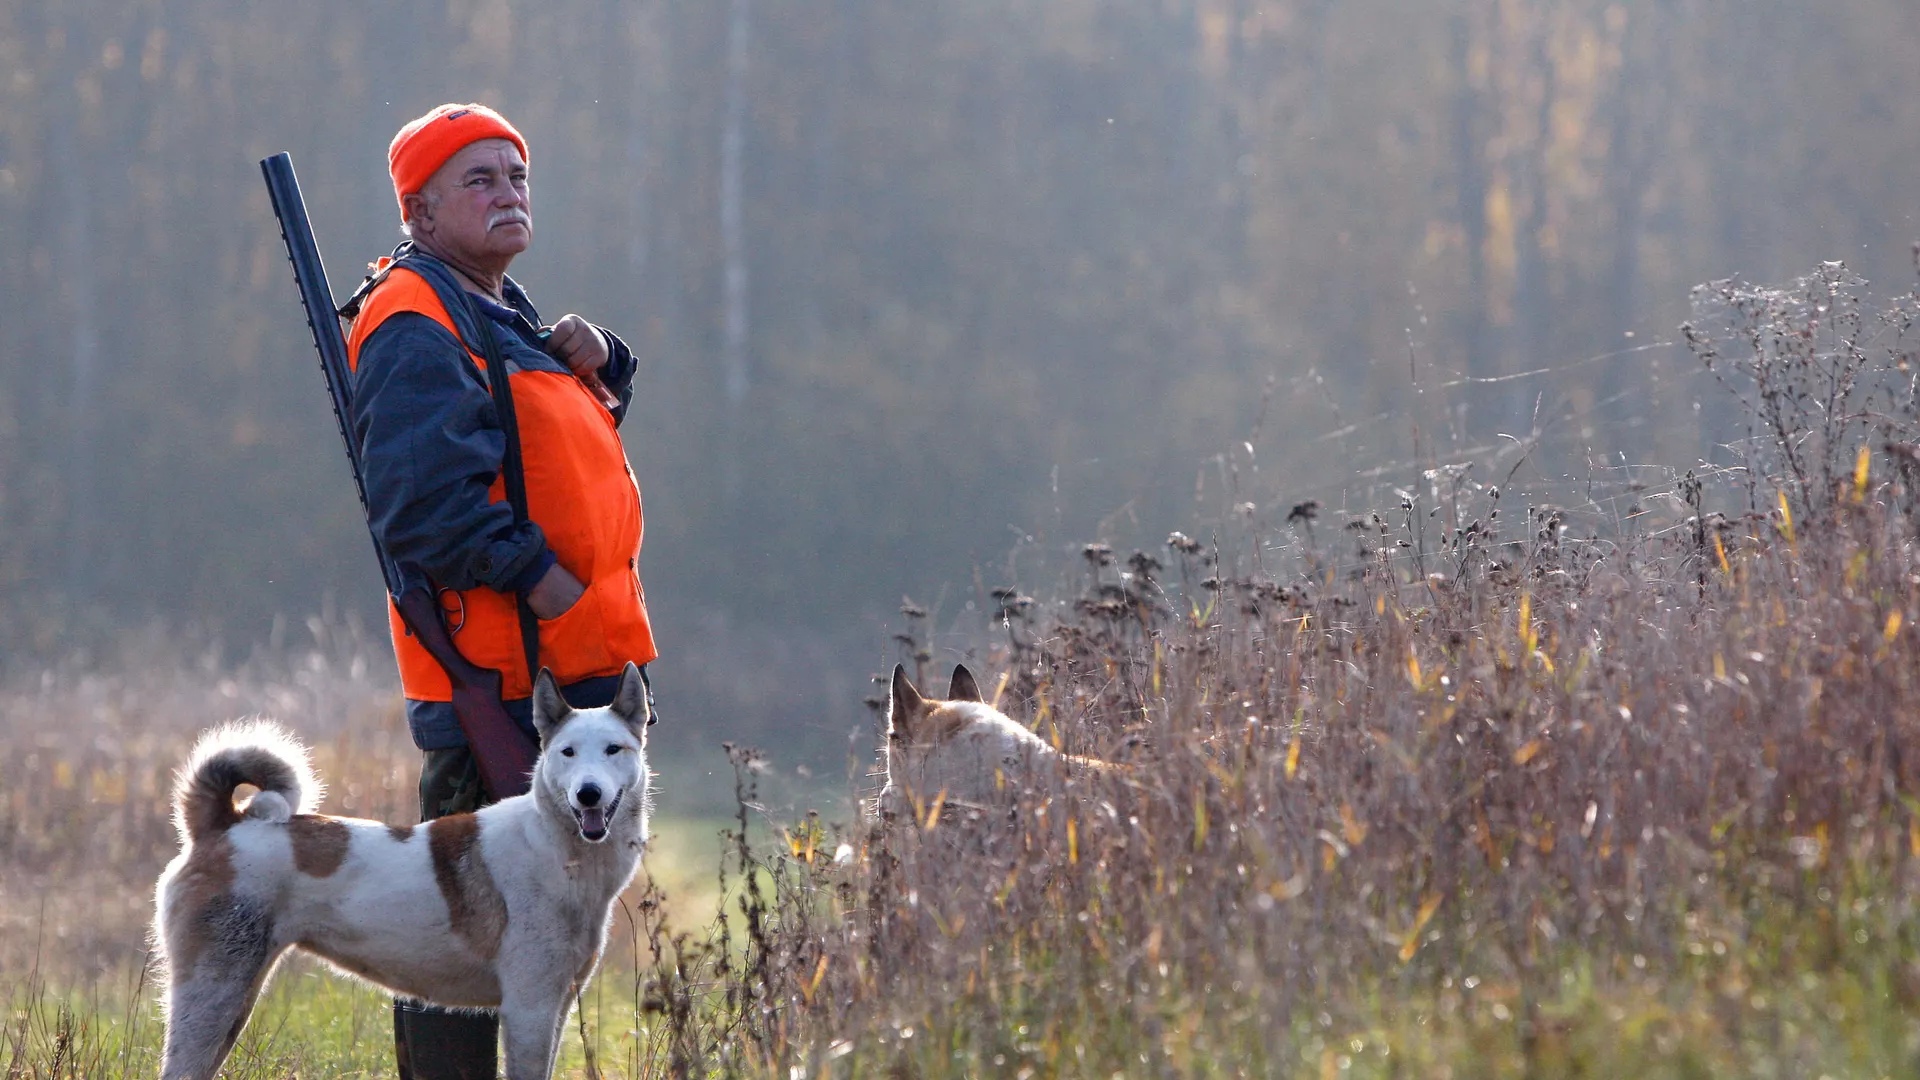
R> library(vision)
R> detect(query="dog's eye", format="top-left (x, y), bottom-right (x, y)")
top-left (560, 747), bottom-right (576, 758)
top-left (605, 744), bottom-right (623, 756)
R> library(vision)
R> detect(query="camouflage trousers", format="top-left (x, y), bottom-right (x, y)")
top-left (419, 744), bottom-right (492, 820)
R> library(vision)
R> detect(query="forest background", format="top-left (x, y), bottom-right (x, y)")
top-left (5, 0), bottom-right (1920, 804)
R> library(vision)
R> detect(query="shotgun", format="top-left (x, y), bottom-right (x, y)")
top-left (260, 151), bottom-right (537, 800)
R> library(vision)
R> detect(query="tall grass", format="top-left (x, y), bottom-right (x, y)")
top-left (629, 261), bottom-right (1920, 1077)
top-left (9, 261), bottom-right (1920, 1076)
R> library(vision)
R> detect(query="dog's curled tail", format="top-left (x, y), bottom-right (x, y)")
top-left (172, 720), bottom-right (322, 844)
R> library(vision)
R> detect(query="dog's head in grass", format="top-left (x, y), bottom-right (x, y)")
top-left (876, 664), bottom-right (1055, 820)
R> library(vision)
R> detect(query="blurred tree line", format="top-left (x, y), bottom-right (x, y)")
top-left (3, 0), bottom-right (1918, 758)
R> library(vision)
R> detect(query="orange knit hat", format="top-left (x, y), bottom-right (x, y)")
top-left (388, 103), bottom-right (528, 219)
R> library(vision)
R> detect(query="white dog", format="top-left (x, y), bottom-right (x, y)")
top-left (153, 663), bottom-right (652, 1080)
top-left (878, 663), bottom-right (1117, 821)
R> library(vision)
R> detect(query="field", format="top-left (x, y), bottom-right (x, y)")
top-left (9, 265), bottom-right (1920, 1076)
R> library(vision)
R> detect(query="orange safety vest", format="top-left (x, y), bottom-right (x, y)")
top-left (345, 265), bottom-right (657, 701)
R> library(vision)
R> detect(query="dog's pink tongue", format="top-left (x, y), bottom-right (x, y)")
top-left (581, 806), bottom-right (608, 836)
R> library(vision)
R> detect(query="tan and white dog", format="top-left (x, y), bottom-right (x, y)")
top-left (878, 663), bottom-right (1117, 820)
top-left (153, 663), bottom-right (651, 1080)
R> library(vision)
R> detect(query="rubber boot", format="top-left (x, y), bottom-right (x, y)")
top-left (394, 998), bottom-right (498, 1080)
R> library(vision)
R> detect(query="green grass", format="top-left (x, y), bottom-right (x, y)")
top-left (86, 932), bottom-right (1916, 1079)
top-left (5, 957), bottom-right (626, 1079)
top-left (10, 928), bottom-right (1915, 1080)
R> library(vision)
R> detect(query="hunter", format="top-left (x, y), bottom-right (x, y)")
top-left (345, 102), bottom-right (658, 1079)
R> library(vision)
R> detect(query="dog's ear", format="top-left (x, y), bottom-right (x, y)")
top-left (888, 664), bottom-right (927, 742)
top-left (947, 664), bottom-right (983, 703)
top-left (532, 667), bottom-right (572, 743)
top-left (611, 661), bottom-right (652, 735)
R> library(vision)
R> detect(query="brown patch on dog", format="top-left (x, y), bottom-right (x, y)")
top-left (387, 823), bottom-right (414, 843)
top-left (917, 703), bottom-right (978, 744)
top-left (163, 838), bottom-right (235, 970)
top-left (427, 815), bottom-right (508, 960)
top-left (288, 816), bottom-right (351, 877)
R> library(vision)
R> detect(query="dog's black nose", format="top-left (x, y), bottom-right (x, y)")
top-left (576, 784), bottom-right (602, 807)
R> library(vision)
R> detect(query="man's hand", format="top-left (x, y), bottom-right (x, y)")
top-left (525, 562), bottom-right (586, 620)
top-left (540, 314), bottom-right (609, 378)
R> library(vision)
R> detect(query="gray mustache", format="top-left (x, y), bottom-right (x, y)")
top-left (489, 211), bottom-right (530, 229)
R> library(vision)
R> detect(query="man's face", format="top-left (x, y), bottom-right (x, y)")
top-left (408, 138), bottom-right (532, 267)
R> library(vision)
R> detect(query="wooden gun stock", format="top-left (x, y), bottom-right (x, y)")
top-left (392, 586), bottom-right (537, 799)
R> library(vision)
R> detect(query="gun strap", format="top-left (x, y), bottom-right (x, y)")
top-left (466, 298), bottom-right (545, 690)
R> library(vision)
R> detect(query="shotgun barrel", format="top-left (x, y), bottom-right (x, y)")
top-left (259, 153), bottom-right (383, 583)
top-left (260, 152), bottom-right (537, 800)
